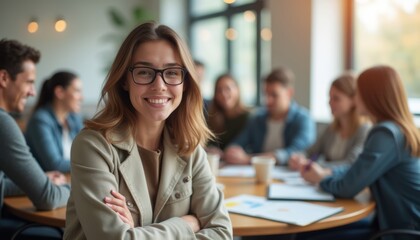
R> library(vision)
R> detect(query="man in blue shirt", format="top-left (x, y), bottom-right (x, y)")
top-left (224, 66), bottom-right (316, 165)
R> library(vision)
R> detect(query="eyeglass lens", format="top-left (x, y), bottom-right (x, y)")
top-left (131, 67), bottom-right (184, 85)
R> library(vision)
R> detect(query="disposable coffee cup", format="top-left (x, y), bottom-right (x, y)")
top-left (207, 153), bottom-right (220, 176)
top-left (251, 156), bottom-right (275, 184)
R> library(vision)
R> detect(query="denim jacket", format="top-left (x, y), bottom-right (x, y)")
top-left (231, 101), bottom-right (316, 164)
top-left (25, 105), bottom-right (83, 172)
top-left (321, 121), bottom-right (420, 239)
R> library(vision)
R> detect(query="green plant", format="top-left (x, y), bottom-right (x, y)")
top-left (102, 6), bottom-right (154, 72)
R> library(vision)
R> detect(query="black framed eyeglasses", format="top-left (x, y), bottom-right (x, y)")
top-left (128, 66), bottom-right (187, 86)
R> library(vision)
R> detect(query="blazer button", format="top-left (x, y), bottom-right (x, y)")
top-left (126, 200), bottom-right (133, 208)
top-left (183, 176), bottom-right (191, 183)
top-left (174, 192), bottom-right (181, 199)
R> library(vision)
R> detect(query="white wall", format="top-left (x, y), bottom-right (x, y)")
top-left (268, 0), bottom-right (346, 121)
top-left (268, 0), bottom-right (313, 109)
top-left (311, 0), bottom-right (346, 122)
top-left (0, 0), bottom-right (158, 118)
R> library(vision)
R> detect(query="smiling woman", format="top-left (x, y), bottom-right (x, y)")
top-left (64, 22), bottom-right (232, 240)
top-left (124, 40), bottom-right (185, 136)
top-left (25, 71), bottom-right (84, 173)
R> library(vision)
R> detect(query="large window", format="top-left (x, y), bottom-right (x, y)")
top-left (354, 0), bottom-right (420, 114)
top-left (188, 0), bottom-right (270, 105)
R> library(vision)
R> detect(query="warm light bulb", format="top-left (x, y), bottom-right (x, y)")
top-left (27, 21), bottom-right (38, 33)
top-left (244, 11), bottom-right (256, 22)
top-left (261, 28), bottom-right (272, 41)
top-left (55, 19), bottom-right (67, 32)
top-left (224, 0), bottom-right (236, 4)
top-left (225, 28), bottom-right (237, 41)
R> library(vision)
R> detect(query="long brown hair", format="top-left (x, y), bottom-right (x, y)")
top-left (357, 65), bottom-right (420, 156)
top-left (330, 72), bottom-right (364, 135)
top-left (85, 22), bottom-right (213, 156)
top-left (207, 73), bottom-right (248, 133)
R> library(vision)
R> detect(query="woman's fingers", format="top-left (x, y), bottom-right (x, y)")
top-left (110, 190), bottom-right (126, 200)
top-left (105, 202), bottom-right (125, 215)
top-left (117, 213), bottom-right (131, 224)
top-left (104, 196), bottom-right (125, 209)
top-left (104, 191), bottom-right (134, 228)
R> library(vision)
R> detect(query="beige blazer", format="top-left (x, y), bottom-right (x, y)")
top-left (64, 128), bottom-right (232, 240)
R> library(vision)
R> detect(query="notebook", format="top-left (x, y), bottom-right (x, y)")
top-left (225, 194), bottom-right (343, 226)
top-left (267, 183), bottom-right (335, 202)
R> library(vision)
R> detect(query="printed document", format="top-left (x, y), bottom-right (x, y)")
top-left (225, 194), bottom-right (343, 226)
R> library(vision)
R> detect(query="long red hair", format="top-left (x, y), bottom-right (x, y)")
top-left (357, 65), bottom-right (420, 156)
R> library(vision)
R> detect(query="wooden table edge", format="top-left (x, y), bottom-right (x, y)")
top-left (3, 197), bottom-right (66, 228)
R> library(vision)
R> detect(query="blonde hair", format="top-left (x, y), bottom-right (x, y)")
top-left (208, 73), bottom-right (248, 134)
top-left (85, 22), bottom-right (213, 156)
top-left (330, 72), bottom-right (365, 135)
top-left (357, 65), bottom-right (420, 156)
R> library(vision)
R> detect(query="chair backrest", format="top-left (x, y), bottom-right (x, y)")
top-left (369, 229), bottom-right (420, 240)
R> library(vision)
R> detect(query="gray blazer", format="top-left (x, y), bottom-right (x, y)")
top-left (306, 123), bottom-right (371, 167)
top-left (64, 128), bottom-right (232, 240)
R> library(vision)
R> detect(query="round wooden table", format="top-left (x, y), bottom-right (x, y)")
top-left (3, 176), bottom-right (375, 236)
top-left (219, 176), bottom-right (375, 236)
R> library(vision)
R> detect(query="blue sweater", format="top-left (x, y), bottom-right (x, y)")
top-left (25, 105), bottom-right (83, 172)
top-left (231, 101), bottom-right (316, 164)
top-left (321, 121), bottom-right (420, 239)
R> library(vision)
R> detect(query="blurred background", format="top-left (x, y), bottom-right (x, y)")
top-left (1, 0), bottom-right (419, 124)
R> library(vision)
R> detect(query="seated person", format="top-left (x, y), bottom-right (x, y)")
top-left (206, 73), bottom-right (250, 152)
top-left (0, 39), bottom-right (69, 239)
top-left (26, 71), bottom-right (83, 172)
top-left (63, 22), bottom-right (232, 239)
top-left (300, 66), bottom-right (420, 240)
top-left (289, 73), bottom-right (370, 170)
top-left (224, 67), bottom-right (316, 165)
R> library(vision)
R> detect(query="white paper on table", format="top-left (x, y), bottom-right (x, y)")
top-left (281, 177), bottom-right (308, 185)
top-left (218, 165), bottom-right (255, 177)
top-left (224, 194), bottom-right (343, 226)
top-left (218, 165), bottom-right (301, 180)
top-left (267, 183), bottom-right (335, 201)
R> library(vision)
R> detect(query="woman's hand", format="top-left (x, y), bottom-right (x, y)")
top-left (288, 153), bottom-right (308, 171)
top-left (181, 215), bottom-right (201, 233)
top-left (45, 171), bottom-right (68, 185)
top-left (300, 162), bottom-right (332, 184)
top-left (104, 190), bottom-right (134, 228)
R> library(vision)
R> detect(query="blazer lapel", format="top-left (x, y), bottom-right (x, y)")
top-left (119, 148), bottom-right (154, 226)
top-left (111, 131), bottom-right (154, 226)
top-left (153, 129), bottom-right (187, 221)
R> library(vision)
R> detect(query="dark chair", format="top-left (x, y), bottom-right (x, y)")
top-left (10, 223), bottom-right (63, 240)
top-left (369, 229), bottom-right (420, 240)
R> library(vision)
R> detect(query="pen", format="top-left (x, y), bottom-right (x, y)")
top-left (304, 154), bottom-right (319, 172)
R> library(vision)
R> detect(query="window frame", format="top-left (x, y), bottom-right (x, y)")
top-left (187, 0), bottom-right (266, 106)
